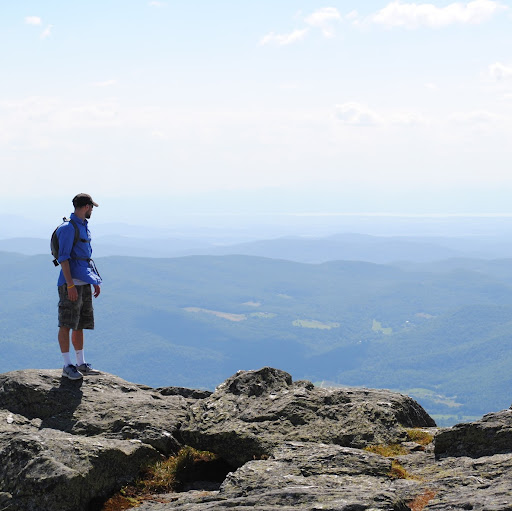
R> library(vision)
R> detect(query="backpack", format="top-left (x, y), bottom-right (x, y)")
top-left (50, 218), bottom-right (80, 267)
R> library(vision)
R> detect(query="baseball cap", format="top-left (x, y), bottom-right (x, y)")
top-left (72, 193), bottom-right (99, 208)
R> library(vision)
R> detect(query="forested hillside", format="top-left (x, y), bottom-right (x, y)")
top-left (2, 252), bottom-right (512, 426)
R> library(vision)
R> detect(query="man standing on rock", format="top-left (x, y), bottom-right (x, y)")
top-left (56, 193), bottom-right (102, 380)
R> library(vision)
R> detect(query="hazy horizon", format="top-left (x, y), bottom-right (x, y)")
top-left (6, 206), bottom-right (512, 242)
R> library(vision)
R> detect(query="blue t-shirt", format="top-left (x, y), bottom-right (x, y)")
top-left (57, 213), bottom-right (102, 286)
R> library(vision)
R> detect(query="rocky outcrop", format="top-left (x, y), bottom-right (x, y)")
top-left (1, 366), bottom-right (512, 510)
top-left (0, 369), bottom-right (191, 453)
top-left (434, 408), bottom-right (512, 458)
top-left (0, 425), bottom-right (160, 511)
top-left (134, 445), bottom-right (512, 511)
top-left (179, 367), bottom-right (435, 466)
top-left (136, 442), bottom-right (412, 511)
top-left (0, 369), bottom-right (201, 511)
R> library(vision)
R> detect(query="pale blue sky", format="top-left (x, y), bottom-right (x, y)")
top-left (1, 1), bottom-right (512, 223)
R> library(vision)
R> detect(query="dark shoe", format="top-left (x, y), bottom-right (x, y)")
top-left (76, 363), bottom-right (100, 375)
top-left (62, 364), bottom-right (83, 380)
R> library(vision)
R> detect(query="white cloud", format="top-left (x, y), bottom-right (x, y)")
top-left (449, 109), bottom-right (502, 124)
top-left (335, 102), bottom-right (383, 126)
top-left (489, 62), bottom-right (512, 81)
top-left (391, 112), bottom-right (427, 125)
top-left (0, 96), bottom-right (121, 147)
top-left (151, 130), bottom-right (168, 140)
top-left (345, 10), bottom-right (359, 21)
top-left (260, 28), bottom-right (309, 46)
top-left (25, 16), bottom-right (53, 39)
top-left (334, 103), bottom-right (428, 127)
top-left (304, 7), bottom-right (342, 37)
top-left (149, 1), bottom-right (166, 6)
top-left (0, 96), bottom-right (58, 119)
top-left (425, 82), bottom-right (439, 90)
top-left (25, 16), bottom-right (42, 26)
top-left (369, 0), bottom-right (505, 29)
top-left (41, 25), bottom-right (53, 39)
top-left (91, 79), bottom-right (118, 88)
top-left (57, 104), bottom-right (120, 127)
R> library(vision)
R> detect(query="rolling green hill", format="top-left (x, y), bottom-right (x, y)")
top-left (2, 252), bottom-right (512, 426)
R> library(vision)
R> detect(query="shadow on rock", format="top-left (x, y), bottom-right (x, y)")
top-left (40, 377), bottom-right (85, 431)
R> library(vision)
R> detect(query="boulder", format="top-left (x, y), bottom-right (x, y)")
top-left (434, 408), bottom-right (512, 458)
top-left (220, 441), bottom-right (409, 508)
top-left (0, 369), bottom-right (204, 511)
top-left (0, 427), bottom-right (160, 511)
top-left (179, 367), bottom-right (435, 467)
top-left (0, 369), bottom-right (195, 454)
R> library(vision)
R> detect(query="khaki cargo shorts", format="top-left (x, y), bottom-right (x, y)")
top-left (58, 284), bottom-right (94, 330)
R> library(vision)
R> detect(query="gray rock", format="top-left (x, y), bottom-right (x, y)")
top-left (0, 492), bottom-right (13, 509)
top-left (0, 369), bottom-right (190, 454)
top-left (5, 366), bottom-right (512, 511)
top-left (126, 444), bottom-right (512, 511)
top-left (157, 386), bottom-right (212, 399)
top-left (0, 428), bottom-right (161, 511)
top-left (434, 408), bottom-right (512, 458)
top-left (0, 370), bottom-right (193, 511)
top-left (398, 450), bottom-right (512, 510)
top-left (180, 367), bottom-right (435, 467)
top-left (136, 442), bottom-right (411, 511)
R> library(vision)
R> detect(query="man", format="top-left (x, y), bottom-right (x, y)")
top-left (57, 193), bottom-right (102, 380)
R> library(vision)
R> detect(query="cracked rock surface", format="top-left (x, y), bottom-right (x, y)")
top-left (179, 367), bottom-right (435, 467)
top-left (1, 367), bottom-right (512, 510)
top-left (0, 369), bottom-right (198, 511)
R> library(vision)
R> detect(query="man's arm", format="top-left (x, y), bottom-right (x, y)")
top-left (57, 223), bottom-right (75, 264)
top-left (60, 260), bottom-right (78, 302)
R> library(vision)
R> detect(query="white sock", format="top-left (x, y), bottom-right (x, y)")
top-left (75, 349), bottom-right (85, 366)
top-left (62, 352), bottom-right (73, 366)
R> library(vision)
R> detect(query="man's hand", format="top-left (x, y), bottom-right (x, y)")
top-left (67, 286), bottom-right (78, 302)
top-left (93, 284), bottom-right (101, 298)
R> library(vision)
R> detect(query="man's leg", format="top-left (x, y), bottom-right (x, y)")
top-left (58, 326), bottom-right (74, 366)
top-left (58, 283), bottom-right (84, 379)
top-left (58, 326), bottom-right (83, 379)
top-left (58, 284), bottom-right (80, 366)
top-left (72, 329), bottom-right (86, 366)
top-left (74, 285), bottom-right (97, 374)
top-left (71, 329), bottom-right (84, 351)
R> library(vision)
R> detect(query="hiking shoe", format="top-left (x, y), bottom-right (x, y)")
top-left (62, 364), bottom-right (83, 380)
top-left (76, 363), bottom-right (99, 375)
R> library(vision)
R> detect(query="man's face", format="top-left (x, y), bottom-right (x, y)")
top-left (85, 204), bottom-right (93, 219)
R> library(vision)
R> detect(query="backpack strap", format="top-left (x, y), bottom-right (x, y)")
top-left (68, 218), bottom-right (91, 261)
top-left (68, 218), bottom-right (90, 245)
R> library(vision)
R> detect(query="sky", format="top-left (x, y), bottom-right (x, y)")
top-left (1, 1), bottom-right (512, 225)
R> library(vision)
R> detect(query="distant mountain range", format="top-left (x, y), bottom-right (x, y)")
top-left (2, 251), bottom-right (512, 426)
top-left (4, 231), bottom-right (512, 263)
